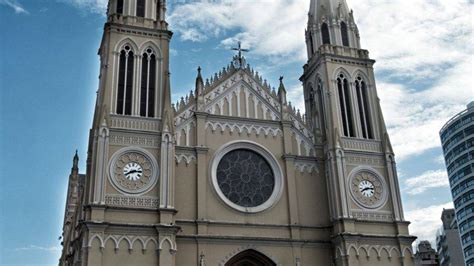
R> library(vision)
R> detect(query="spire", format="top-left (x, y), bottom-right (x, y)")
top-left (278, 76), bottom-right (287, 105)
top-left (309, 0), bottom-right (350, 22)
top-left (162, 71), bottom-right (174, 133)
top-left (195, 66), bottom-right (204, 96)
top-left (306, 0), bottom-right (361, 58)
top-left (71, 150), bottom-right (79, 174)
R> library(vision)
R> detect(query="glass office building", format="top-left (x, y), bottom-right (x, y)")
top-left (440, 102), bottom-right (474, 265)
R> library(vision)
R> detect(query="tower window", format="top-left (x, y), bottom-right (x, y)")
top-left (117, 0), bottom-right (123, 14)
top-left (317, 79), bottom-right (326, 139)
top-left (140, 48), bottom-right (156, 117)
top-left (137, 0), bottom-right (145, 17)
top-left (341, 22), bottom-right (350, 47)
top-left (337, 74), bottom-right (355, 137)
top-left (321, 23), bottom-right (330, 45)
top-left (116, 45), bottom-right (134, 115)
top-left (309, 32), bottom-right (315, 55)
top-left (355, 77), bottom-right (373, 139)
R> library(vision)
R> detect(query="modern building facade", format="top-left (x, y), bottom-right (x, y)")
top-left (440, 102), bottom-right (474, 265)
top-left (59, 0), bottom-right (416, 265)
top-left (414, 241), bottom-right (439, 266)
top-left (436, 208), bottom-right (464, 266)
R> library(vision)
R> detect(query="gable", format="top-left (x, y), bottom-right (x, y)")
top-left (174, 63), bottom-right (315, 151)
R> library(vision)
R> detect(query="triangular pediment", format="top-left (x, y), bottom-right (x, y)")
top-left (174, 60), bottom-right (315, 151)
top-left (175, 64), bottom-right (282, 126)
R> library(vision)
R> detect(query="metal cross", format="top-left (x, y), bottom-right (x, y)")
top-left (231, 41), bottom-right (249, 67)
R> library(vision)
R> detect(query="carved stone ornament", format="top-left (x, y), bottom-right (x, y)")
top-left (109, 147), bottom-right (159, 195)
top-left (348, 168), bottom-right (388, 209)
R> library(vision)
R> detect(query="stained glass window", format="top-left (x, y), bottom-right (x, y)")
top-left (216, 149), bottom-right (275, 208)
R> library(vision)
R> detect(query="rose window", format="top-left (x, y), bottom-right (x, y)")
top-left (216, 149), bottom-right (275, 208)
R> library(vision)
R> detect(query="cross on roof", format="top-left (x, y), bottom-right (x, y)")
top-left (231, 41), bottom-right (249, 68)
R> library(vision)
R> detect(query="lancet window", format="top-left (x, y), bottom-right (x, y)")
top-left (140, 48), bottom-right (157, 117)
top-left (116, 0), bottom-right (123, 14)
top-left (337, 73), bottom-right (355, 137)
top-left (317, 78), bottom-right (326, 138)
top-left (355, 76), bottom-right (373, 139)
top-left (309, 32), bottom-right (315, 55)
top-left (341, 21), bottom-right (350, 47)
top-left (136, 0), bottom-right (145, 17)
top-left (321, 23), bottom-right (330, 45)
top-left (116, 45), bottom-right (134, 115)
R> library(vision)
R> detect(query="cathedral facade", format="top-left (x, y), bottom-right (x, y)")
top-left (59, 0), bottom-right (416, 265)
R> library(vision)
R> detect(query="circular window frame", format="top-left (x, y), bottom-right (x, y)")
top-left (108, 147), bottom-right (159, 195)
top-left (210, 141), bottom-right (284, 213)
top-left (348, 166), bottom-right (388, 210)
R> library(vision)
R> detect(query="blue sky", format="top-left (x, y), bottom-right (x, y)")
top-left (0, 0), bottom-right (472, 265)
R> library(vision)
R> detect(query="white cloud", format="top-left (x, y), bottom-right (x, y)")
top-left (0, 0), bottom-right (29, 14)
top-left (168, 0), bottom-right (473, 160)
top-left (14, 245), bottom-right (61, 253)
top-left (406, 202), bottom-right (454, 248)
top-left (168, 0), bottom-right (308, 61)
top-left (378, 56), bottom-right (473, 160)
top-left (404, 169), bottom-right (449, 195)
top-left (58, 0), bottom-right (107, 14)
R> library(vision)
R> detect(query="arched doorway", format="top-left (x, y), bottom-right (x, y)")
top-left (225, 249), bottom-right (276, 266)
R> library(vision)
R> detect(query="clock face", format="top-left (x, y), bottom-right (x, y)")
top-left (359, 180), bottom-right (375, 198)
top-left (109, 151), bottom-right (157, 194)
top-left (123, 162), bottom-right (143, 181)
top-left (350, 170), bottom-right (386, 209)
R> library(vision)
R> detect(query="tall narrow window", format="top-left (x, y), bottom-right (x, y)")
top-left (116, 0), bottom-right (123, 14)
top-left (136, 0), bottom-right (145, 17)
top-left (309, 32), bottom-right (315, 55)
top-left (341, 21), bottom-right (349, 47)
top-left (116, 45), bottom-right (134, 115)
top-left (355, 77), bottom-right (373, 139)
top-left (317, 79), bottom-right (326, 139)
top-left (337, 74), bottom-right (355, 137)
top-left (321, 23), bottom-right (331, 45)
top-left (140, 48), bottom-right (156, 117)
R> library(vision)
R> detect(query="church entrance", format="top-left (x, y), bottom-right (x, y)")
top-left (225, 249), bottom-right (276, 266)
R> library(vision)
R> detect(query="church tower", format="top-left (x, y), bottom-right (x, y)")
top-left (301, 0), bottom-right (416, 265)
top-left (64, 0), bottom-right (177, 265)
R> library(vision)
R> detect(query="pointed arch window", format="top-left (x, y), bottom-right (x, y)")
top-left (341, 21), bottom-right (350, 47)
top-left (309, 31), bottom-right (315, 55)
top-left (321, 23), bottom-right (331, 45)
top-left (317, 78), bottom-right (326, 139)
top-left (116, 45), bottom-right (134, 115)
top-left (140, 48), bottom-right (157, 117)
top-left (116, 0), bottom-right (123, 14)
top-left (337, 74), bottom-right (355, 137)
top-left (136, 0), bottom-right (145, 17)
top-left (355, 76), bottom-right (373, 139)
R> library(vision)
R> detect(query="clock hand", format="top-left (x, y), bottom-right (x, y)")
top-left (125, 170), bottom-right (138, 175)
top-left (361, 187), bottom-right (374, 193)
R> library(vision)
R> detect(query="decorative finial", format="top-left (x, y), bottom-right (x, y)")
top-left (197, 66), bottom-right (201, 74)
top-left (231, 41), bottom-right (249, 68)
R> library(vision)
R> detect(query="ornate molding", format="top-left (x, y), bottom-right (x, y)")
top-left (337, 243), bottom-right (408, 259)
top-left (351, 209), bottom-right (394, 222)
top-left (110, 133), bottom-right (160, 147)
top-left (105, 194), bottom-right (159, 209)
top-left (175, 153), bottom-right (196, 165)
top-left (345, 155), bottom-right (385, 166)
top-left (205, 121), bottom-right (282, 137)
top-left (294, 161), bottom-right (320, 174)
top-left (341, 137), bottom-right (382, 153)
top-left (87, 233), bottom-right (158, 251)
top-left (110, 115), bottom-right (160, 132)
